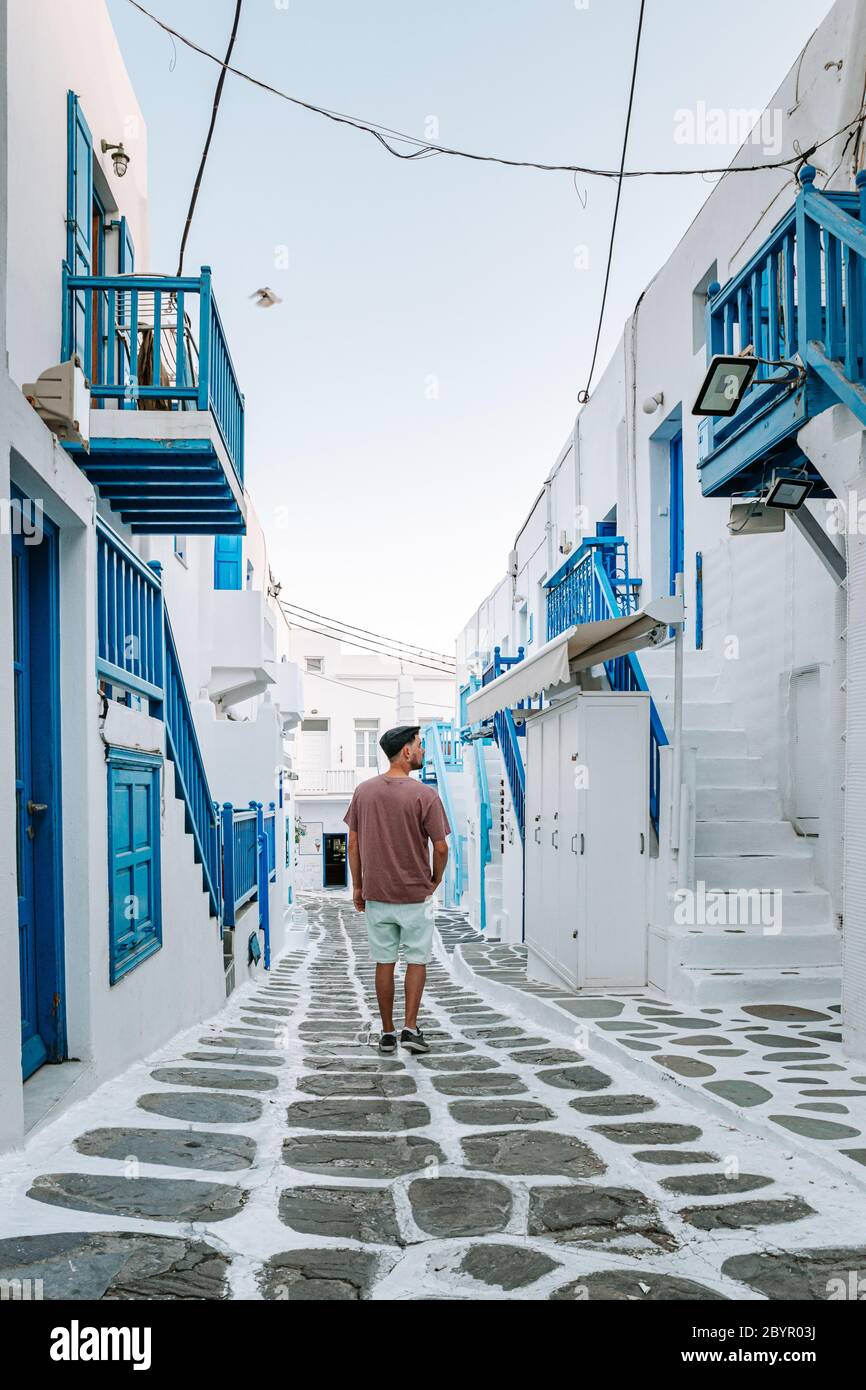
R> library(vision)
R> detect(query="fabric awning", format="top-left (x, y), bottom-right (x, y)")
top-left (466, 596), bottom-right (684, 724)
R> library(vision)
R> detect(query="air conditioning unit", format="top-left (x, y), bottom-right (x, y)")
top-left (22, 356), bottom-right (89, 448)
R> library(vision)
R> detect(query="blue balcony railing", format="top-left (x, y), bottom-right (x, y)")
top-left (700, 167), bottom-right (866, 495)
top-left (493, 705), bottom-right (525, 843)
top-left (420, 721), bottom-right (464, 906)
top-left (545, 535), bottom-right (666, 833)
top-left (96, 516), bottom-right (163, 708)
top-left (62, 266), bottom-right (244, 484)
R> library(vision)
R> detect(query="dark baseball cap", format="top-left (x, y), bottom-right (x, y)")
top-left (379, 725), bottom-right (421, 759)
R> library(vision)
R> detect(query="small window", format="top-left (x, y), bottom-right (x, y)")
top-left (355, 719), bottom-right (379, 768)
top-left (305, 656), bottom-right (323, 673)
top-left (693, 261), bottom-right (718, 355)
top-left (107, 750), bottom-right (162, 983)
top-left (301, 718), bottom-right (329, 732)
top-left (173, 535), bottom-right (188, 567)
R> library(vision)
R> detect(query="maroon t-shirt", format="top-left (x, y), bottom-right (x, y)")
top-left (344, 774), bottom-right (451, 904)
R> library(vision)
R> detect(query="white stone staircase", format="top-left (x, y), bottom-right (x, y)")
top-left (641, 649), bottom-right (841, 1004)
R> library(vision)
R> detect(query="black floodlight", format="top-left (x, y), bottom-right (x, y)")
top-left (765, 474), bottom-right (812, 511)
top-left (692, 354), bottom-right (759, 416)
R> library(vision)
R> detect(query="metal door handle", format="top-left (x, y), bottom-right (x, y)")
top-left (551, 829), bottom-right (559, 849)
top-left (580, 833), bottom-right (585, 855)
top-left (571, 834), bottom-right (578, 855)
top-left (27, 801), bottom-right (48, 814)
top-left (534, 826), bottom-right (542, 844)
top-left (640, 832), bottom-right (645, 854)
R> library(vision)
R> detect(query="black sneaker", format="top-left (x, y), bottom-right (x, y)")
top-left (378, 1031), bottom-right (398, 1054)
top-left (400, 1027), bottom-right (429, 1054)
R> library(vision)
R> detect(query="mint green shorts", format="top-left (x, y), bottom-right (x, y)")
top-left (365, 899), bottom-right (435, 965)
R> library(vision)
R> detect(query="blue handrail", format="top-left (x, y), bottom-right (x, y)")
top-left (96, 517), bottom-right (163, 707)
top-left (62, 267), bottom-right (244, 483)
top-left (493, 706), bottom-right (525, 843)
top-left (162, 599), bottom-right (221, 917)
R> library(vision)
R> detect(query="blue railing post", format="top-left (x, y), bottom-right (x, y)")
top-left (254, 800), bottom-right (270, 969)
top-left (221, 802), bottom-right (236, 927)
top-left (197, 264), bottom-right (212, 413)
top-left (796, 167), bottom-right (823, 348)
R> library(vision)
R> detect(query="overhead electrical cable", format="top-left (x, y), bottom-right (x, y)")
top-left (578, 0), bottom-right (645, 405)
top-left (127, 0), bottom-right (863, 182)
top-left (281, 615), bottom-right (457, 675)
top-left (279, 609), bottom-right (456, 671)
top-left (302, 668), bottom-right (454, 711)
top-left (280, 600), bottom-right (455, 663)
top-left (175, 0), bottom-right (243, 274)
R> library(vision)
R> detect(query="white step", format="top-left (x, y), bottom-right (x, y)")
top-left (672, 929), bottom-right (841, 969)
top-left (682, 728), bottom-right (748, 756)
top-left (671, 887), bottom-right (833, 930)
top-left (656, 700), bottom-right (733, 732)
top-left (695, 819), bottom-right (801, 855)
top-left (696, 785), bottom-right (782, 819)
top-left (695, 851), bottom-right (816, 890)
top-left (696, 756), bottom-right (765, 787)
top-left (649, 673), bottom-right (721, 702)
top-left (671, 963), bottom-right (841, 1006)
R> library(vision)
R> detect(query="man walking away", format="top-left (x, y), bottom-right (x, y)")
top-left (345, 725), bottom-right (450, 1055)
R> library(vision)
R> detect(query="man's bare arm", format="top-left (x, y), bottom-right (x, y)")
top-left (348, 830), bottom-right (364, 910)
top-left (431, 838), bottom-right (449, 890)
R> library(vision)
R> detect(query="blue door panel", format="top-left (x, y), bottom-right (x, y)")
top-left (214, 534), bottom-right (242, 590)
top-left (108, 752), bottom-right (162, 982)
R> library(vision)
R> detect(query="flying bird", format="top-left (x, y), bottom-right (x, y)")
top-left (249, 287), bottom-right (283, 308)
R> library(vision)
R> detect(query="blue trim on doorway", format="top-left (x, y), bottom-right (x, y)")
top-left (11, 486), bottom-right (67, 1077)
top-left (669, 431), bottom-right (684, 636)
top-left (695, 550), bottom-right (704, 650)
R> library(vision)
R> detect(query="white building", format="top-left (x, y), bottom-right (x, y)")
top-left (0, 0), bottom-right (303, 1154)
top-left (450, 0), bottom-right (866, 1058)
top-left (285, 621), bottom-right (455, 893)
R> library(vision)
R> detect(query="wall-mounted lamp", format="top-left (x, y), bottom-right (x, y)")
top-left (100, 139), bottom-right (130, 177)
top-left (642, 391), bottom-right (664, 415)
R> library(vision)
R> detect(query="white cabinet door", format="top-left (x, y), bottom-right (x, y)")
top-left (579, 696), bottom-right (648, 989)
top-left (540, 713), bottom-right (561, 961)
top-left (555, 704), bottom-right (580, 985)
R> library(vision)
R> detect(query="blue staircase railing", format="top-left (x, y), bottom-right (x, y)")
top-left (96, 517), bottom-right (164, 709)
top-left (421, 721), bottom-right (464, 906)
top-left (545, 535), bottom-right (667, 834)
top-left (62, 266), bottom-right (244, 484)
top-left (493, 706), bottom-right (526, 843)
top-left (221, 805), bottom-right (258, 925)
top-left (472, 739), bottom-right (493, 931)
top-left (161, 600), bottom-right (222, 918)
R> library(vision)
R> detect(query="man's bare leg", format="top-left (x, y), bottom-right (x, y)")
top-left (404, 963), bottom-right (426, 1030)
top-left (375, 962), bottom-right (396, 1033)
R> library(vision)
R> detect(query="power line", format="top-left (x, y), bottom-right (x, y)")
top-left (283, 615), bottom-right (457, 676)
top-left (302, 667), bottom-right (454, 711)
top-left (127, 0), bottom-right (862, 182)
top-left (281, 610), bottom-right (456, 672)
top-left (176, 0), bottom-right (243, 275)
top-left (280, 600), bottom-right (455, 663)
top-left (578, 0), bottom-right (645, 405)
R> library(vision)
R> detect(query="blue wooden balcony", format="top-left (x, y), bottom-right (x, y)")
top-left (62, 267), bottom-right (245, 534)
top-left (699, 167), bottom-right (866, 497)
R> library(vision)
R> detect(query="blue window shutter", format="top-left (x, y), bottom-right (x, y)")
top-left (107, 750), bottom-right (162, 983)
top-left (214, 534), bottom-right (242, 590)
top-left (66, 91), bottom-right (93, 361)
top-left (118, 215), bottom-right (135, 273)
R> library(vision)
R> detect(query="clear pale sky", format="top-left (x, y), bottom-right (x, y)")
top-left (108, 0), bottom-right (834, 653)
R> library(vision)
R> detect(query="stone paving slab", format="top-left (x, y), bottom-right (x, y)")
top-left (74, 1127), bottom-right (257, 1171)
top-left (27, 1173), bottom-right (247, 1223)
top-left (0, 1232), bottom-right (231, 1300)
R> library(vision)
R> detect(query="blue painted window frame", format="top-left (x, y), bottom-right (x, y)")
top-left (107, 748), bottom-right (163, 983)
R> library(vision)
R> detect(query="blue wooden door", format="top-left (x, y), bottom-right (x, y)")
top-left (13, 533), bottom-right (47, 1079)
top-left (108, 753), bottom-right (162, 983)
